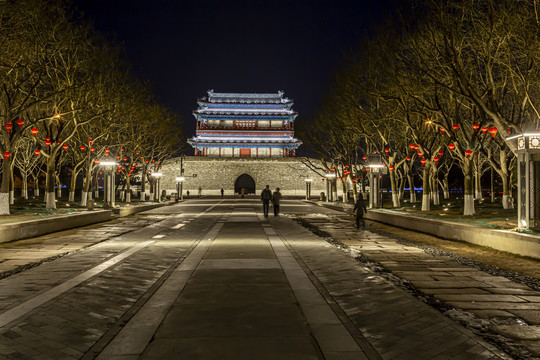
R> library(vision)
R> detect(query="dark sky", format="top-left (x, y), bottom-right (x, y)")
top-left (75, 0), bottom-right (398, 153)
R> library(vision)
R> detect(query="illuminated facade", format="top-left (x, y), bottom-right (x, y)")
top-left (188, 90), bottom-right (302, 157)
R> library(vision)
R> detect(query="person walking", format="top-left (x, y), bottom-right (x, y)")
top-left (261, 185), bottom-right (272, 218)
top-left (198, 186), bottom-right (202, 196)
top-left (241, 188), bottom-right (245, 199)
top-left (220, 188), bottom-right (224, 197)
top-left (353, 194), bottom-right (367, 230)
top-left (272, 187), bottom-right (282, 216)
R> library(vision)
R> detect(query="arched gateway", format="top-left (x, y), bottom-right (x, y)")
top-left (235, 174), bottom-right (255, 194)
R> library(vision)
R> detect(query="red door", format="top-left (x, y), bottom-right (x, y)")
top-left (239, 148), bottom-right (251, 157)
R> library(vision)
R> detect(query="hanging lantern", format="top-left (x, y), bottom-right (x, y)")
top-left (362, 156), bottom-right (367, 161)
top-left (465, 149), bottom-right (472, 158)
top-left (94, 159), bottom-right (99, 164)
top-left (34, 149), bottom-right (40, 156)
top-left (105, 148), bottom-right (110, 155)
top-left (128, 172), bottom-right (132, 177)
top-left (151, 159), bottom-right (155, 163)
top-left (4, 122), bottom-right (12, 133)
top-left (417, 151), bottom-right (422, 157)
top-left (409, 144), bottom-right (415, 150)
top-left (90, 146), bottom-right (95, 153)
top-left (3, 151), bottom-right (10, 160)
top-left (62, 144), bottom-right (68, 151)
top-left (121, 147), bottom-right (125, 152)
top-left (481, 126), bottom-right (488, 134)
top-left (116, 155), bottom-right (120, 160)
top-left (345, 164), bottom-right (349, 168)
top-left (389, 165), bottom-right (394, 171)
top-left (123, 157), bottom-right (127, 162)
top-left (472, 123), bottom-right (480, 132)
top-left (366, 168), bottom-right (370, 172)
top-left (384, 148), bottom-right (389, 154)
top-left (31, 127), bottom-right (39, 136)
top-left (44, 137), bottom-right (51, 147)
top-left (489, 127), bottom-right (498, 137)
top-left (440, 127), bottom-right (445, 134)
top-left (80, 145), bottom-right (85, 151)
top-left (448, 143), bottom-right (455, 151)
top-left (438, 150), bottom-right (444, 156)
top-left (322, 178), bottom-right (325, 182)
top-left (452, 124), bottom-right (460, 132)
top-left (507, 129), bottom-right (511, 134)
top-left (136, 152), bottom-right (140, 155)
top-left (433, 156), bottom-right (439, 163)
top-left (421, 158), bottom-right (427, 165)
top-left (145, 160), bottom-right (149, 163)
top-left (414, 144), bottom-right (419, 150)
top-left (88, 139), bottom-right (93, 144)
top-left (16, 119), bottom-right (24, 128)
top-left (406, 156), bottom-right (411, 161)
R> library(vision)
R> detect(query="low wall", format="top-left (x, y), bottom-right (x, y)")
top-left (365, 209), bottom-right (540, 259)
top-left (113, 202), bottom-right (172, 217)
top-left (0, 210), bottom-right (113, 244)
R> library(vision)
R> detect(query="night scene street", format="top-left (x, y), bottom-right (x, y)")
top-left (0, 1), bottom-right (540, 360)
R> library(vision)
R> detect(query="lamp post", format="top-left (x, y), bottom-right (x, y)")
top-left (305, 178), bottom-right (312, 200)
top-left (367, 154), bottom-right (384, 208)
top-left (176, 177), bottom-right (185, 201)
top-left (99, 161), bottom-right (117, 208)
top-left (324, 173), bottom-right (336, 202)
top-left (505, 131), bottom-right (540, 230)
top-left (150, 173), bottom-right (163, 203)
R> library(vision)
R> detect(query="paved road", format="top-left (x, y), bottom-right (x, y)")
top-left (0, 198), bottom-right (514, 359)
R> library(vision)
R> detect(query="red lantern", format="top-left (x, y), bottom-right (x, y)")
top-left (489, 127), bottom-right (498, 138)
top-left (123, 157), bottom-right (127, 162)
top-left (3, 151), bottom-right (10, 160)
top-left (417, 151), bottom-right (422, 157)
top-left (80, 145), bottom-right (85, 151)
top-left (421, 158), bottom-right (427, 165)
top-left (362, 156), bottom-right (367, 161)
top-left (44, 137), bottom-right (51, 147)
top-left (507, 129), bottom-right (511, 134)
top-left (4, 122), bottom-right (12, 133)
top-left (465, 149), bottom-right (472, 158)
top-left (406, 156), bottom-right (411, 161)
top-left (31, 128), bottom-right (39, 136)
top-left (145, 160), bottom-right (149, 163)
top-left (94, 159), bottom-right (99, 164)
top-left (136, 152), bottom-right (140, 156)
top-left (409, 144), bottom-right (415, 150)
top-left (151, 159), bottom-right (155, 163)
top-left (440, 127), bottom-right (445, 134)
top-left (88, 138), bottom-right (93, 144)
top-left (384, 148), bottom-right (389, 154)
top-left (62, 144), bottom-right (68, 151)
top-left (481, 126), bottom-right (488, 134)
top-left (414, 144), bottom-right (419, 150)
top-left (116, 155), bottom-right (120, 160)
top-left (472, 123), bottom-right (480, 132)
top-left (90, 147), bottom-right (95, 153)
top-left (452, 124), bottom-right (460, 132)
top-left (448, 143), bottom-right (455, 151)
top-left (322, 178), bottom-right (325, 182)
top-left (105, 148), bottom-right (110, 155)
top-left (389, 165), bottom-right (394, 171)
top-left (438, 150), bottom-right (444, 156)
top-left (34, 149), bottom-right (40, 156)
top-left (433, 156), bottom-right (439, 163)
top-left (16, 119), bottom-right (24, 128)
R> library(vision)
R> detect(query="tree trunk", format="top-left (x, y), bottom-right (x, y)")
top-left (421, 165), bottom-right (431, 211)
top-left (390, 169), bottom-right (399, 207)
top-left (45, 158), bottom-right (56, 209)
top-left (442, 174), bottom-right (450, 200)
top-left (499, 151), bottom-right (514, 209)
top-left (431, 170), bottom-right (440, 206)
top-left (407, 174), bottom-right (416, 203)
top-left (0, 160), bottom-right (11, 215)
top-left (398, 173), bottom-right (405, 202)
top-left (69, 171), bottom-right (78, 203)
top-left (9, 169), bottom-right (15, 205)
top-left (22, 174), bottom-right (28, 200)
top-left (33, 176), bottom-right (39, 198)
top-left (463, 159), bottom-right (475, 216)
top-left (475, 168), bottom-right (482, 200)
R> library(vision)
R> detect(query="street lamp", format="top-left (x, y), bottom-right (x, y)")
top-left (99, 161), bottom-right (118, 208)
top-left (366, 154), bottom-right (384, 208)
top-left (150, 173), bottom-right (163, 203)
top-left (505, 131), bottom-right (540, 230)
top-left (176, 177), bottom-right (185, 201)
top-left (305, 178), bottom-right (312, 200)
top-left (324, 173), bottom-right (336, 202)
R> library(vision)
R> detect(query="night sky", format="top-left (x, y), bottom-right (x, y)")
top-left (74, 0), bottom-right (398, 153)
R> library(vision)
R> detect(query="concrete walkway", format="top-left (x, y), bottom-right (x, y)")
top-left (0, 199), bottom-right (517, 359)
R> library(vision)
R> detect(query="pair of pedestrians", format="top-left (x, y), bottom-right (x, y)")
top-left (261, 185), bottom-right (281, 217)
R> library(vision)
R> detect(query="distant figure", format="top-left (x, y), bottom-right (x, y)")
top-left (186, 190), bottom-right (190, 198)
top-left (198, 186), bottom-right (202, 196)
top-left (260, 185), bottom-right (272, 218)
top-left (221, 188), bottom-right (224, 197)
top-left (272, 188), bottom-right (282, 217)
top-left (241, 188), bottom-right (245, 199)
top-left (353, 194), bottom-right (367, 230)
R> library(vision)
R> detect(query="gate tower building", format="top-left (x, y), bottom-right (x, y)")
top-left (188, 90), bottom-right (302, 157)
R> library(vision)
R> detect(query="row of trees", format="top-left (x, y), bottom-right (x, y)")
top-left (0, 0), bottom-right (183, 215)
top-left (301, 0), bottom-right (540, 215)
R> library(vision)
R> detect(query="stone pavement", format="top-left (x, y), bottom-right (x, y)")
top-left (0, 198), bottom-right (522, 359)
top-left (293, 210), bottom-right (540, 359)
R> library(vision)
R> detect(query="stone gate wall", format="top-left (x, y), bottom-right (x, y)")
top-left (160, 156), bottom-right (327, 197)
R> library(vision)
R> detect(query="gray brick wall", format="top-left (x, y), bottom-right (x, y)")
top-left (159, 156), bottom-right (327, 197)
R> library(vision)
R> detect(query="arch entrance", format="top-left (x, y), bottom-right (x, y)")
top-left (234, 174), bottom-right (255, 195)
